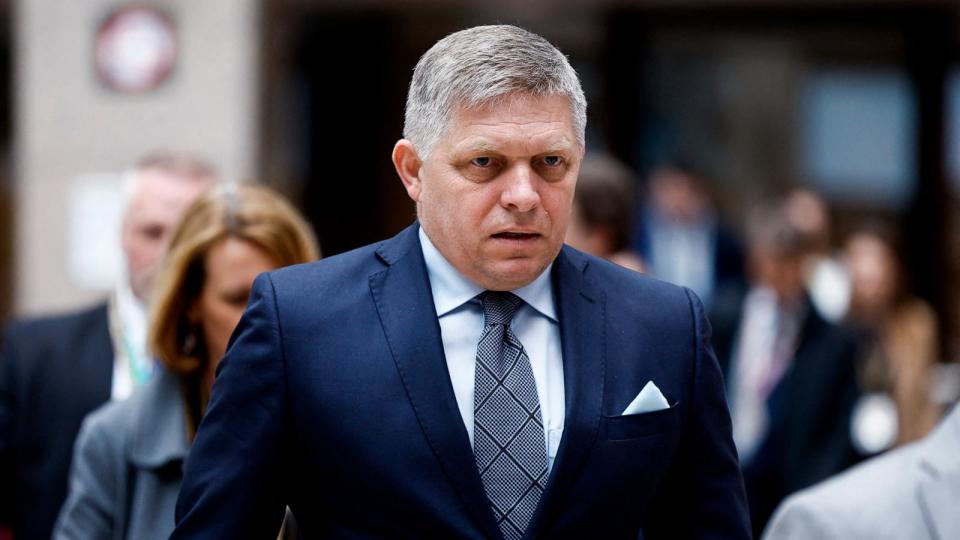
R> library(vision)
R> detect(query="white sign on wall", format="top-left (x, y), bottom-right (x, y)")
top-left (800, 68), bottom-right (917, 209)
top-left (66, 173), bottom-right (125, 290)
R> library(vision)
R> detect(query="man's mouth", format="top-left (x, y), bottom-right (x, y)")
top-left (492, 231), bottom-right (541, 240)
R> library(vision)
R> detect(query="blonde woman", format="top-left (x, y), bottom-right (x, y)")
top-left (53, 185), bottom-right (318, 540)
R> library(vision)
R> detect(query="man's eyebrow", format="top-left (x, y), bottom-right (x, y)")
top-left (455, 140), bottom-right (501, 154)
top-left (537, 143), bottom-right (576, 155)
top-left (454, 136), bottom-right (577, 155)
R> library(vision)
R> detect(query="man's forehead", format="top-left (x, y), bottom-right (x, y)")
top-left (451, 131), bottom-right (577, 155)
top-left (132, 169), bottom-right (210, 199)
top-left (445, 95), bottom-right (578, 153)
top-left (126, 170), bottom-right (209, 217)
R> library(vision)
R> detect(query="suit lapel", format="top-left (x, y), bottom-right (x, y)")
top-left (916, 409), bottom-right (960, 539)
top-left (369, 224), bottom-right (502, 540)
top-left (526, 247), bottom-right (605, 538)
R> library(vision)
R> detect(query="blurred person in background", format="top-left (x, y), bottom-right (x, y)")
top-left (53, 184), bottom-right (319, 540)
top-left (844, 224), bottom-right (941, 454)
top-left (783, 189), bottom-right (851, 323)
top-left (565, 153), bottom-right (645, 272)
top-left (0, 152), bottom-right (215, 540)
top-left (633, 161), bottom-right (744, 308)
top-left (763, 403), bottom-right (960, 540)
top-left (713, 200), bottom-right (860, 538)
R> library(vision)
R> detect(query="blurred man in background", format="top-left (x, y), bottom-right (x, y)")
top-left (565, 153), bottom-right (645, 272)
top-left (712, 200), bottom-right (860, 538)
top-left (0, 152), bottom-right (215, 540)
top-left (633, 161), bottom-right (744, 308)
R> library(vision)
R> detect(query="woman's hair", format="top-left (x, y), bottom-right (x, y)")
top-left (148, 184), bottom-right (319, 377)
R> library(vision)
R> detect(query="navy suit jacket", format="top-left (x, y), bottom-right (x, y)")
top-left (0, 303), bottom-right (114, 540)
top-left (173, 223), bottom-right (750, 539)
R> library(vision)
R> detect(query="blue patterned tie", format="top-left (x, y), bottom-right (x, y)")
top-left (473, 291), bottom-right (548, 540)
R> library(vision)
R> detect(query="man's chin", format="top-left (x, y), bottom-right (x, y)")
top-left (476, 258), bottom-right (551, 291)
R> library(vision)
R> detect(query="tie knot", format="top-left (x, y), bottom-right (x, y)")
top-left (480, 291), bottom-right (523, 326)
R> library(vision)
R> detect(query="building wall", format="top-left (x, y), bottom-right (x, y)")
top-left (14, 0), bottom-right (260, 314)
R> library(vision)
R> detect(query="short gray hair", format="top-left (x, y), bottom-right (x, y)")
top-left (121, 150), bottom-right (217, 206)
top-left (404, 25), bottom-right (587, 158)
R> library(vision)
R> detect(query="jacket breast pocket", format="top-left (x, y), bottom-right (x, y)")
top-left (602, 403), bottom-right (680, 441)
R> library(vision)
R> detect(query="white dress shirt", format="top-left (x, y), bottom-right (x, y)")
top-left (108, 279), bottom-right (153, 400)
top-left (648, 213), bottom-right (717, 307)
top-left (728, 287), bottom-right (803, 465)
top-left (419, 227), bottom-right (565, 473)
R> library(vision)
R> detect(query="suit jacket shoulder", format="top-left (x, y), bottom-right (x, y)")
top-left (3, 302), bottom-right (111, 371)
top-left (4, 302), bottom-right (109, 340)
top-left (765, 442), bottom-right (924, 540)
top-left (765, 407), bottom-right (960, 540)
top-left (0, 302), bottom-right (115, 540)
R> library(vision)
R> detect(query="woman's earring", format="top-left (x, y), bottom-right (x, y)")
top-left (182, 327), bottom-right (199, 356)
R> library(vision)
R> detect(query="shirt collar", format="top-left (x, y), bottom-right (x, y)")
top-left (418, 226), bottom-right (557, 322)
top-left (115, 277), bottom-right (147, 333)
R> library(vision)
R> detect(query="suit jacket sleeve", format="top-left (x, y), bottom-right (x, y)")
top-left (172, 273), bottom-right (289, 539)
top-left (51, 413), bottom-right (118, 540)
top-left (644, 288), bottom-right (752, 539)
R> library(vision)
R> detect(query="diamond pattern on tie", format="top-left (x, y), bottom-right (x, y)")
top-left (474, 291), bottom-right (548, 540)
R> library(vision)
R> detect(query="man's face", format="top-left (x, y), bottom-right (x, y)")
top-left (650, 168), bottom-right (707, 223)
top-left (121, 168), bottom-right (211, 301)
top-left (408, 94), bottom-right (582, 291)
top-left (749, 247), bottom-right (804, 304)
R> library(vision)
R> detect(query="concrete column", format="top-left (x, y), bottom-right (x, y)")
top-left (15, 0), bottom-right (260, 314)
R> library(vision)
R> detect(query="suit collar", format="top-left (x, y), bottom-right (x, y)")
top-left (916, 407), bottom-right (960, 539)
top-left (374, 221), bottom-right (421, 266)
top-left (128, 369), bottom-right (190, 469)
top-left (371, 222), bottom-right (503, 540)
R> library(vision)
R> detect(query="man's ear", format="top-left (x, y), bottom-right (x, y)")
top-left (392, 139), bottom-right (423, 203)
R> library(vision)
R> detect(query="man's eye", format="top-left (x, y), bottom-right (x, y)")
top-left (542, 156), bottom-right (563, 167)
top-left (140, 224), bottom-right (165, 241)
top-left (471, 157), bottom-right (493, 167)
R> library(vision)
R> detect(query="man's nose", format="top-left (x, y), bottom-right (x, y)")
top-left (500, 164), bottom-right (541, 212)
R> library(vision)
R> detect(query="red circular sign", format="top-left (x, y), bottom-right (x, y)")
top-left (94, 7), bottom-right (178, 94)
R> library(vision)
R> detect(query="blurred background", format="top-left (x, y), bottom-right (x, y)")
top-left (2, 2), bottom-right (960, 536)
top-left (1, 0), bottom-right (960, 354)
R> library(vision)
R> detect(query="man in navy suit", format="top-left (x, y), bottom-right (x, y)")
top-left (173, 25), bottom-right (750, 539)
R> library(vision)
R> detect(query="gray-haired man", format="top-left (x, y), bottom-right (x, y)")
top-left (173, 25), bottom-right (749, 539)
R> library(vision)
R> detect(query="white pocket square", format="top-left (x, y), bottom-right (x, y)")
top-left (621, 381), bottom-right (671, 415)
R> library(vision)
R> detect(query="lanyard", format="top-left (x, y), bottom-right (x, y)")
top-left (107, 291), bottom-right (154, 386)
